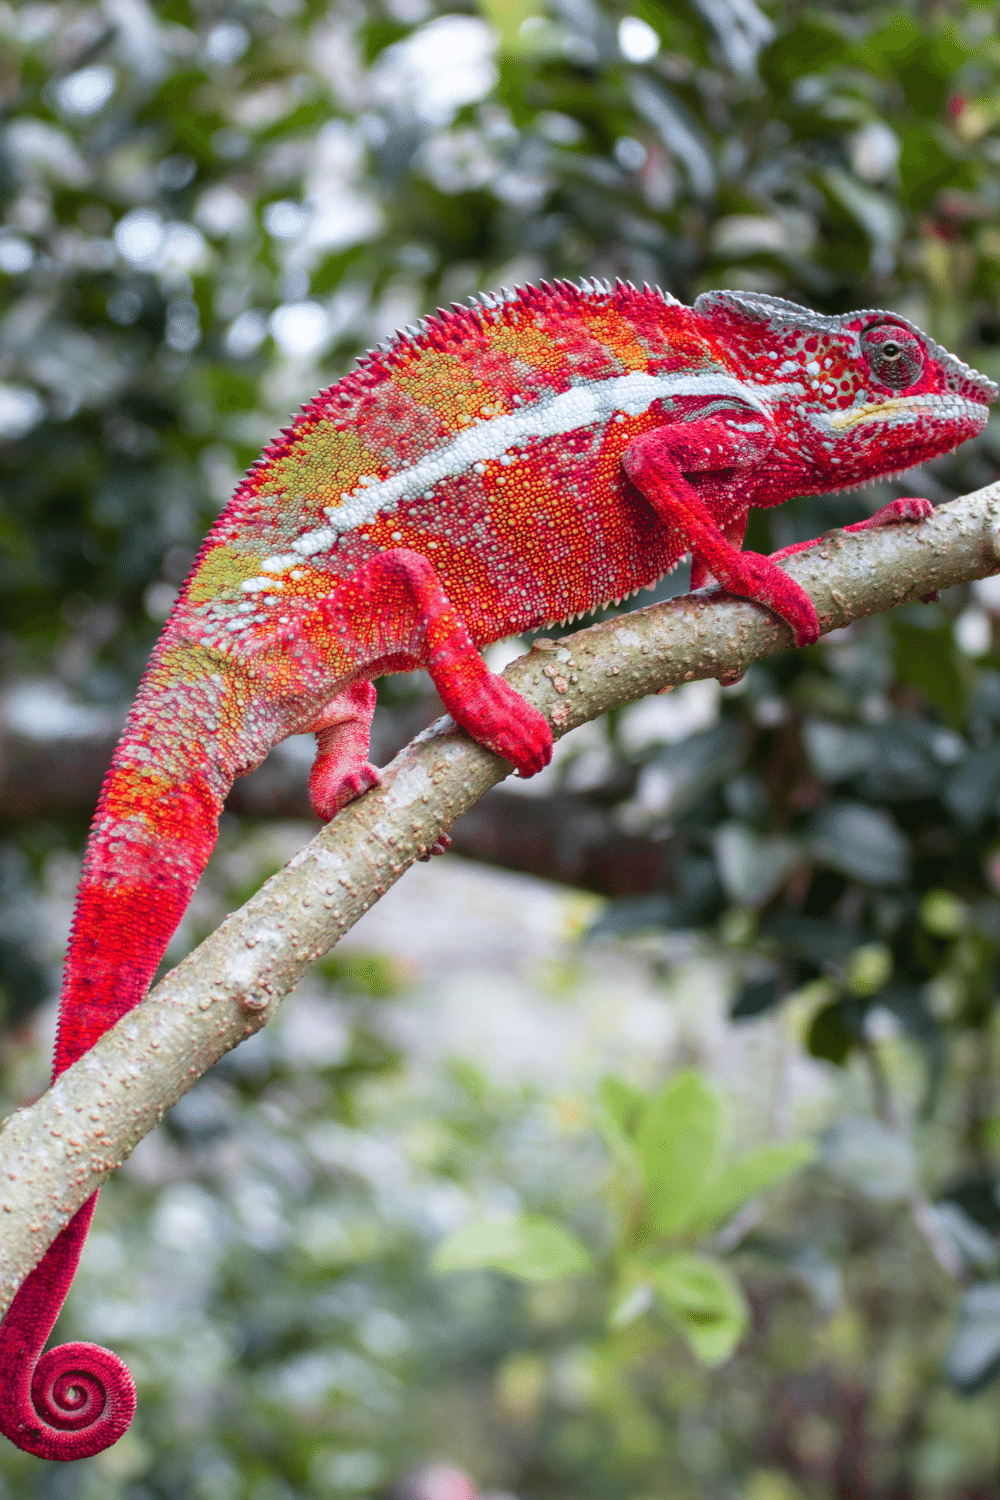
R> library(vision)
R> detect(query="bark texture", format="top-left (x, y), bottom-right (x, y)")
top-left (1, 482), bottom-right (999, 1313)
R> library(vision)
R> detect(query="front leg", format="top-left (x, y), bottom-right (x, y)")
top-left (624, 417), bottom-right (821, 646)
top-left (690, 510), bottom-right (748, 590)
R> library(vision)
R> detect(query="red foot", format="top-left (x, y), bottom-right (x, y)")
top-left (327, 549), bottom-right (551, 779)
top-left (438, 666), bottom-right (552, 776)
top-left (716, 551), bottom-right (820, 646)
top-left (855, 497), bottom-right (934, 527)
top-left (310, 761), bottom-right (381, 821)
top-left (306, 680), bottom-right (379, 821)
top-left (771, 498), bottom-right (935, 562)
top-left (756, 500), bottom-right (933, 643)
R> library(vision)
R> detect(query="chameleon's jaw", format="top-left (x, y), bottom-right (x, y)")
top-left (806, 389), bottom-right (993, 489)
top-left (824, 392), bottom-right (993, 436)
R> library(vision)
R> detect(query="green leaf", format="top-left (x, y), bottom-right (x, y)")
top-left (651, 1252), bottom-right (749, 1367)
top-left (635, 1071), bottom-right (720, 1236)
top-left (476, 0), bottom-right (549, 54)
top-left (688, 1142), bottom-right (815, 1232)
top-left (808, 802), bottom-right (910, 887)
top-left (317, 949), bottom-right (401, 999)
top-left (594, 1103), bottom-right (641, 1190)
top-left (430, 1215), bottom-right (593, 1283)
top-left (892, 615), bottom-right (971, 729)
top-left (761, 19), bottom-right (846, 91)
top-left (807, 999), bottom-right (858, 1066)
top-left (599, 1076), bottom-right (646, 1137)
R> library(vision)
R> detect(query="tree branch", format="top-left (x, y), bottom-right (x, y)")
top-left (2, 482), bottom-right (1000, 1312)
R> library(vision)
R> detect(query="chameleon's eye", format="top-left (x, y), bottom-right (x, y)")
top-left (861, 324), bottom-right (924, 390)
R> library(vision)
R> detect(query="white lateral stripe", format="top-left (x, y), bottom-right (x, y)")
top-left (291, 368), bottom-right (768, 556)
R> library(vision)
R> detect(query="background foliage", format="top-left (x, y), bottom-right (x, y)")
top-left (4, 0), bottom-right (1000, 1495)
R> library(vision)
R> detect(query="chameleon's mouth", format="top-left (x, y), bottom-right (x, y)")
top-left (825, 394), bottom-right (992, 433)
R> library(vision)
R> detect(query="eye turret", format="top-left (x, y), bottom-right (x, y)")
top-left (861, 323), bottom-right (925, 389)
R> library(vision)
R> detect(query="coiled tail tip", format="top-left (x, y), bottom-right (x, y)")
top-left (3, 1339), bottom-right (136, 1460)
top-left (1, 1339), bottom-right (136, 1460)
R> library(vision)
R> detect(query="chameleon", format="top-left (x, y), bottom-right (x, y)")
top-left (0, 279), bottom-right (994, 1458)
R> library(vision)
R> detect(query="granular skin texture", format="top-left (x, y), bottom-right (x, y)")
top-left (0, 279), bottom-right (994, 1458)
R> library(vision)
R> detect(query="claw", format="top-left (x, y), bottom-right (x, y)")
top-left (419, 832), bottom-right (453, 861)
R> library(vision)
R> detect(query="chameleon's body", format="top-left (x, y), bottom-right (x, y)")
top-left (0, 280), bottom-right (994, 1457)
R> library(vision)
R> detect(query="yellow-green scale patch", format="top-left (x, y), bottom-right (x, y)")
top-left (263, 425), bottom-right (378, 515)
top-left (187, 545), bottom-right (264, 604)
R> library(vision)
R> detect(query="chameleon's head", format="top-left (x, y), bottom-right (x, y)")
top-left (694, 290), bottom-right (997, 493)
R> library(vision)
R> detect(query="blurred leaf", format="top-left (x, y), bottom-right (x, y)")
top-left (920, 890), bottom-right (967, 937)
top-left (947, 1283), bottom-right (1000, 1394)
top-left (730, 975), bottom-right (782, 1020)
top-left (803, 718), bottom-right (944, 802)
top-left (317, 950), bottom-right (402, 999)
top-left (638, 723), bottom-right (746, 822)
top-left (595, 1077), bottom-right (643, 1188)
top-left (932, 1201), bottom-right (998, 1270)
top-left (761, 18), bottom-right (846, 90)
top-left (844, 943), bottom-right (893, 997)
top-left (801, 719), bottom-right (873, 783)
top-left (820, 1116), bottom-right (917, 1202)
top-left (689, 1142), bottom-right (815, 1232)
top-left (595, 1103), bottom-right (641, 1190)
top-left (0, 935), bottom-right (49, 1023)
top-left (635, 1070), bottom-right (720, 1236)
top-left (599, 1075), bottom-right (645, 1137)
top-left (808, 802), bottom-right (910, 886)
top-left (898, 127), bottom-right (966, 211)
top-left (879, 986), bottom-right (945, 1110)
top-left (589, 854), bottom-right (721, 936)
top-left (807, 999), bottom-right (858, 1066)
top-left (629, 76), bottom-right (715, 200)
top-left (945, 744), bottom-right (1000, 828)
top-left (762, 913), bottom-right (861, 967)
top-left (940, 1175), bottom-right (1000, 1235)
top-left (589, 893), bottom-right (676, 937)
top-left (822, 167), bottom-right (903, 253)
top-left (893, 616), bottom-right (970, 727)
top-left (856, 16), bottom-right (962, 114)
top-left (747, 1471), bottom-right (806, 1500)
top-left (713, 823), bottom-right (799, 908)
top-left (431, 1214), bottom-right (593, 1282)
top-left (477, 0), bottom-right (545, 54)
top-left (651, 1252), bottom-right (749, 1366)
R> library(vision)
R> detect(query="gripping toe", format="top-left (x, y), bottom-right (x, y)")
top-left (445, 672), bottom-right (553, 777)
top-left (309, 761), bottom-right (382, 822)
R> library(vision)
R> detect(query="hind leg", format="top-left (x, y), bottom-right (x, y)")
top-left (305, 549), bottom-right (551, 777)
top-left (306, 679), bottom-right (380, 821)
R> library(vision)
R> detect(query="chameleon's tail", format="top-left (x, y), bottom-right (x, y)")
top-left (0, 639), bottom-right (255, 1459)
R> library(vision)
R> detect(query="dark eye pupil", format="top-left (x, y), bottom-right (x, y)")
top-left (863, 328), bottom-right (922, 386)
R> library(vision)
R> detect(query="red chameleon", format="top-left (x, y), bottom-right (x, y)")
top-left (0, 280), bottom-right (994, 1458)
